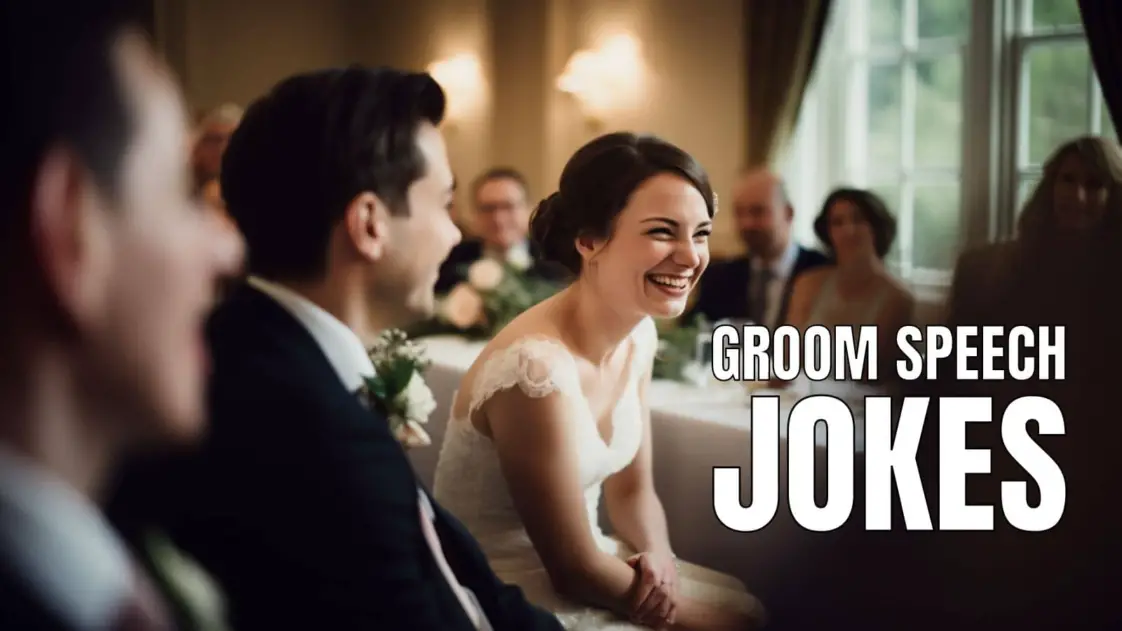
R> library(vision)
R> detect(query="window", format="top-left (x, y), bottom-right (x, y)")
top-left (781, 0), bottom-right (1112, 296)
top-left (1012, 0), bottom-right (1114, 210)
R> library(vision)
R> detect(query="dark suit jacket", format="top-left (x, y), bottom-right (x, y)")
top-left (110, 284), bottom-right (562, 631)
top-left (0, 556), bottom-right (73, 631)
top-left (688, 245), bottom-right (829, 326)
top-left (436, 240), bottom-right (569, 294)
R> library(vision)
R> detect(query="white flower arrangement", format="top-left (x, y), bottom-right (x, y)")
top-left (466, 258), bottom-right (504, 291)
top-left (506, 246), bottom-right (533, 271)
top-left (439, 283), bottom-right (486, 330)
top-left (437, 259), bottom-right (506, 331)
top-left (362, 329), bottom-right (436, 449)
top-left (430, 258), bottom-right (561, 339)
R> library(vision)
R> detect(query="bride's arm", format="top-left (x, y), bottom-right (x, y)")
top-left (602, 364), bottom-right (673, 558)
top-left (602, 365), bottom-right (759, 631)
top-left (484, 387), bottom-right (648, 618)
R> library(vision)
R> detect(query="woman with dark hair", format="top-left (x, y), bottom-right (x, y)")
top-left (900, 137), bottom-right (1122, 630)
top-left (782, 187), bottom-right (914, 382)
top-left (433, 132), bottom-right (764, 630)
top-left (947, 135), bottom-right (1122, 329)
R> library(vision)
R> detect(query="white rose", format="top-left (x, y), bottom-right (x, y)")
top-left (467, 259), bottom-right (504, 291)
top-left (506, 247), bottom-right (532, 271)
top-left (394, 371), bottom-right (437, 424)
top-left (440, 283), bottom-right (485, 329)
top-left (393, 419), bottom-right (432, 449)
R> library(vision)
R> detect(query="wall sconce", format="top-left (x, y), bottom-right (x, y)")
top-left (427, 53), bottom-right (485, 125)
top-left (557, 33), bottom-right (644, 124)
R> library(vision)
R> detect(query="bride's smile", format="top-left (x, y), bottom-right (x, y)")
top-left (435, 133), bottom-right (766, 631)
top-left (578, 172), bottom-right (713, 319)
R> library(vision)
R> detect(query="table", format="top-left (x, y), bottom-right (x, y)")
top-left (409, 335), bottom-right (869, 603)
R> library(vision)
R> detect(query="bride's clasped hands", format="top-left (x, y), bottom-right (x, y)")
top-left (626, 550), bottom-right (680, 628)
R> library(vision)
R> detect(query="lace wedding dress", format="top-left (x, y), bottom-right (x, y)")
top-left (433, 318), bottom-right (762, 630)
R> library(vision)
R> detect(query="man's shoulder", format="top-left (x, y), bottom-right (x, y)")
top-left (796, 245), bottom-right (830, 268)
top-left (704, 255), bottom-right (751, 278)
top-left (446, 240), bottom-right (484, 263)
top-left (205, 303), bottom-right (376, 448)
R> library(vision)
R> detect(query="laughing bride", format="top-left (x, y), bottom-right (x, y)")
top-left (433, 132), bottom-right (765, 630)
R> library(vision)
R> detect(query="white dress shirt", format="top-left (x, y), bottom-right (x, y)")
top-left (247, 276), bottom-right (487, 629)
top-left (750, 239), bottom-right (801, 329)
top-left (0, 446), bottom-right (133, 630)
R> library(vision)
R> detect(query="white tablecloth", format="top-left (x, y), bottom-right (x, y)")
top-left (408, 335), bottom-right (869, 602)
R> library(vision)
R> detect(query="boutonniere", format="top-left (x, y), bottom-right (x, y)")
top-left (143, 530), bottom-right (231, 630)
top-left (361, 329), bottom-right (437, 449)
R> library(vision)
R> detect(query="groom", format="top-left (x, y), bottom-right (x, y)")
top-left (114, 67), bottom-right (563, 630)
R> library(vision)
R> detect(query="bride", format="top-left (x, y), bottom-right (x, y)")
top-left (433, 132), bottom-right (765, 630)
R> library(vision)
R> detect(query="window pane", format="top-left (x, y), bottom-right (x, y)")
top-left (869, 184), bottom-right (902, 267)
top-left (915, 54), bottom-right (963, 168)
top-left (1024, 41), bottom-right (1091, 165)
top-left (913, 182), bottom-right (961, 270)
top-left (870, 0), bottom-right (903, 45)
top-left (917, 0), bottom-right (969, 40)
top-left (1016, 175), bottom-right (1042, 213)
top-left (1031, 0), bottom-right (1084, 32)
top-left (868, 64), bottom-right (903, 167)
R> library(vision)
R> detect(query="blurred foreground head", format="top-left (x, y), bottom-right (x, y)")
top-left (0, 1), bottom-right (244, 451)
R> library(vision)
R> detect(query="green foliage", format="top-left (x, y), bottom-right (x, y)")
top-left (652, 316), bottom-right (708, 382)
top-left (410, 262), bottom-right (563, 340)
top-left (482, 264), bottom-right (561, 332)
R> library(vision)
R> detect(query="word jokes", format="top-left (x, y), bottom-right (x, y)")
top-left (708, 324), bottom-right (1066, 533)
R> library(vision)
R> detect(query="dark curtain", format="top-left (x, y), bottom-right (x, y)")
top-left (743, 0), bottom-right (835, 167)
top-left (1078, 0), bottom-right (1122, 139)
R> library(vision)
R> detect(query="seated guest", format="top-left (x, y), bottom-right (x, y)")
top-left (912, 135), bottom-right (1122, 629)
top-left (437, 167), bottom-right (569, 292)
top-left (948, 135), bottom-right (1122, 332)
top-left (201, 177), bottom-right (237, 230)
top-left (784, 187), bottom-right (913, 380)
top-left (688, 168), bottom-right (827, 328)
top-left (0, 3), bottom-right (243, 629)
top-left (190, 102), bottom-right (242, 197)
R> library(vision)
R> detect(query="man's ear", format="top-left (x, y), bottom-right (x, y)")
top-left (30, 147), bottom-right (107, 329)
top-left (784, 204), bottom-right (794, 222)
top-left (343, 191), bottom-right (389, 262)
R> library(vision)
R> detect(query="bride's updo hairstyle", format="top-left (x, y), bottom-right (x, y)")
top-left (529, 132), bottom-right (715, 275)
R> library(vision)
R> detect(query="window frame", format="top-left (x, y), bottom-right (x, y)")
top-left (782, 0), bottom-right (1105, 302)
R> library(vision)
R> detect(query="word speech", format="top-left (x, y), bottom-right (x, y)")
top-left (710, 324), bottom-right (1065, 382)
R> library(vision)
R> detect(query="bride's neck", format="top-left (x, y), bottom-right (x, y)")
top-left (558, 280), bottom-right (641, 365)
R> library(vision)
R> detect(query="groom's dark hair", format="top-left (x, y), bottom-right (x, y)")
top-left (221, 65), bottom-right (446, 280)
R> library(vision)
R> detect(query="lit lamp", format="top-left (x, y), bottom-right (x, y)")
top-left (556, 33), bottom-right (644, 125)
top-left (427, 53), bottom-right (485, 125)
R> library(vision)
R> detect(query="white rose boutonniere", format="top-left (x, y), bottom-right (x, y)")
top-left (467, 258), bottom-right (504, 291)
top-left (362, 329), bottom-right (434, 449)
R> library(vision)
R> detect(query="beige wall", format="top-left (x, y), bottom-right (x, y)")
top-left (155, 0), bottom-right (747, 255)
